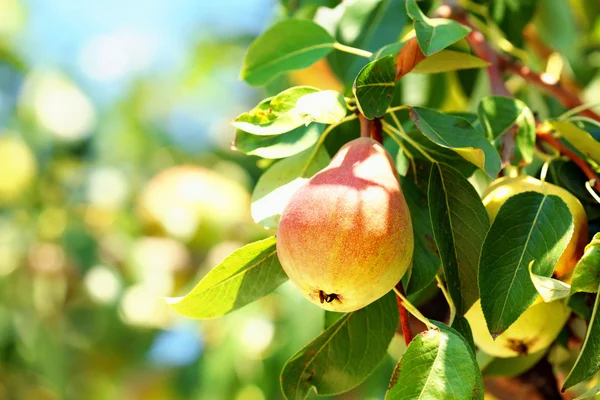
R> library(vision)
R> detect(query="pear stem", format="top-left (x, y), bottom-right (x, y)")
top-left (359, 114), bottom-right (372, 138)
top-left (300, 114), bottom-right (358, 177)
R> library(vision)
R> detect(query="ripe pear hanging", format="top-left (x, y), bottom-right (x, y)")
top-left (276, 137), bottom-right (414, 312)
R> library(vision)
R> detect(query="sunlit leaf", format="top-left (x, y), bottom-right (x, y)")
top-left (166, 237), bottom-right (287, 318)
top-left (251, 146), bottom-right (330, 229)
top-left (570, 233), bottom-right (600, 294)
top-left (550, 120), bottom-right (600, 165)
top-left (353, 55), bottom-right (396, 119)
top-left (234, 123), bottom-right (324, 159)
top-left (281, 292), bottom-right (398, 400)
top-left (528, 261), bottom-right (571, 303)
top-left (386, 323), bottom-right (483, 399)
top-left (233, 87), bottom-right (319, 135)
top-left (241, 19), bottom-right (335, 86)
top-left (295, 90), bottom-right (347, 124)
top-left (479, 192), bottom-right (574, 335)
top-left (413, 50), bottom-right (489, 73)
top-left (410, 107), bottom-right (501, 177)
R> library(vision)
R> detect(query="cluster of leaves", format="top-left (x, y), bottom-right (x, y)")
top-left (169, 0), bottom-right (600, 398)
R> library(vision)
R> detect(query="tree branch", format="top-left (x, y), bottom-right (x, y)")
top-left (537, 129), bottom-right (600, 192)
top-left (395, 282), bottom-right (413, 346)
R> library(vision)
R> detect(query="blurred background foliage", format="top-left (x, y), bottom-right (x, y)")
top-left (3, 0), bottom-right (600, 399)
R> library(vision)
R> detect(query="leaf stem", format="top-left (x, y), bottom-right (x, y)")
top-left (435, 274), bottom-right (456, 326)
top-left (333, 42), bottom-right (373, 59)
top-left (383, 127), bottom-right (418, 181)
top-left (382, 118), bottom-right (436, 163)
top-left (393, 285), bottom-right (436, 330)
top-left (300, 115), bottom-right (357, 177)
top-left (394, 283), bottom-right (413, 346)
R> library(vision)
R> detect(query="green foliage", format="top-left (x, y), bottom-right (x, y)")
top-left (571, 234), bottom-right (600, 294)
top-left (353, 55), bottom-right (396, 119)
top-left (563, 282), bottom-right (600, 390)
top-left (428, 163), bottom-right (489, 315)
top-left (240, 20), bottom-right (335, 86)
top-left (166, 237), bottom-right (288, 318)
top-left (410, 107), bottom-right (501, 177)
top-left (281, 292), bottom-right (398, 399)
top-left (479, 193), bottom-right (574, 335)
top-left (406, 0), bottom-right (471, 56)
top-left (386, 323), bottom-right (483, 400)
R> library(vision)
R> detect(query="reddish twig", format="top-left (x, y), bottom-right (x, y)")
top-left (395, 282), bottom-right (413, 346)
top-left (537, 129), bottom-right (600, 192)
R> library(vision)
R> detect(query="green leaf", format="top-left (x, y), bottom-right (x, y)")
top-left (528, 261), bottom-right (571, 303)
top-left (413, 50), bottom-right (489, 74)
top-left (478, 96), bottom-right (536, 164)
top-left (251, 146), bottom-right (330, 229)
top-left (402, 178), bottom-right (440, 295)
top-left (166, 237), bottom-right (287, 318)
top-left (428, 163), bottom-right (490, 315)
top-left (400, 128), bottom-right (478, 177)
top-left (241, 19), bottom-right (335, 86)
top-left (451, 315), bottom-right (475, 351)
top-left (563, 283), bottom-right (600, 390)
top-left (353, 55), bottom-right (396, 119)
top-left (295, 90), bottom-right (347, 124)
top-left (386, 323), bottom-right (483, 400)
top-left (479, 192), bottom-right (574, 335)
top-left (406, 0), bottom-right (471, 56)
top-left (550, 120), bottom-right (600, 165)
top-left (234, 123), bottom-right (324, 159)
top-left (571, 233), bottom-right (600, 294)
top-left (323, 310), bottom-right (343, 329)
top-left (281, 292), bottom-right (398, 400)
top-left (233, 87), bottom-right (319, 135)
top-left (410, 107), bottom-right (501, 178)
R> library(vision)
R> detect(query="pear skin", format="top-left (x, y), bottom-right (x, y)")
top-left (276, 137), bottom-right (414, 312)
top-left (466, 298), bottom-right (570, 358)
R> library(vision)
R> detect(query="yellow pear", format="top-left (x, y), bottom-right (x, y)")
top-left (276, 137), bottom-right (414, 312)
top-left (482, 175), bottom-right (588, 278)
top-left (466, 298), bottom-right (570, 358)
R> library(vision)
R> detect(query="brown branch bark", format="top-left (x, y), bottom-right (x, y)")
top-left (395, 282), bottom-right (413, 346)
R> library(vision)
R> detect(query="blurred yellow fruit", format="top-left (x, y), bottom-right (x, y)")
top-left (482, 175), bottom-right (588, 278)
top-left (466, 297), bottom-right (570, 358)
top-left (137, 165), bottom-right (251, 248)
top-left (0, 136), bottom-right (37, 204)
top-left (289, 59), bottom-right (344, 92)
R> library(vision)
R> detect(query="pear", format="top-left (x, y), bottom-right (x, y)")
top-left (466, 297), bottom-right (570, 358)
top-left (276, 137), bottom-right (414, 312)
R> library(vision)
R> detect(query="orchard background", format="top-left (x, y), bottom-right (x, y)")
top-left (3, 0), bottom-right (600, 399)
